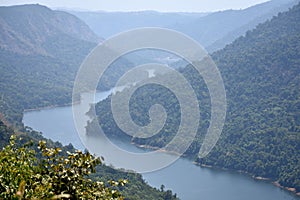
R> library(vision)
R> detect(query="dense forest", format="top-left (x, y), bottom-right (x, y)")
top-left (0, 4), bottom-right (134, 126)
top-left (91, 3), bottom-right (300, 193)
top-left (0, 5), bottom-right (178, 199)
top-left (0, 1), bottom-right (300, 199)
top-left (0, 5), bottom-right (98, 125)
top-left (0, 44), bottom-right (92, 125)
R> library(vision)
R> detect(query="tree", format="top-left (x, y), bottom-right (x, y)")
top-left (0, 135), bottom-right (126, 199)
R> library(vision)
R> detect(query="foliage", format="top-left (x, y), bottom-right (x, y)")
top-left (0, 120), bottom-right (179, 200)
top-left (91, 3), bottom-right (300, 192)
top-left (0, 119), bottom-right (13, 149)
top-left (92, 164), bottom-right (178, 200)
top-left (0, 135), bottom-right (126, 199)
top-left (0, 4), bottom-right (98, 126)
top-left (198, 3), bottom-right (300, 191)
top-left (0, 5), bottom-right (179, 199)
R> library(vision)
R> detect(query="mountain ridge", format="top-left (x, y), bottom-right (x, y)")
top-left (68, 0), bottom-right (299, 53)
top-left (0, 4), bottom-right (99, 124)
top-left (173, 0), bottom-right (300, 51)
top-left (0, 4), bottom-right (100, 55)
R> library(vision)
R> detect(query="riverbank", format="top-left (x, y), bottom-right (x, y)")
top-left (22, 88), bottom-right (300, 199)
top-left (193, 162), bottom-right (300, 197)
top-left (273, 182), bottom-right (300, 197)
top-left (23, 89), bottom-right (112, 113)
top-left (25, 101), bottom-right (300, 198)
top-left (132, 142), bottom-right (185, 157)
top-left (132, 141), bottom-right (300, 197)
top-left (23, 99), bottom-right (81, 113)
top-left (23, 99), bottom-right (300, 200)
top-left (131, 136), bottom-right (300, 198)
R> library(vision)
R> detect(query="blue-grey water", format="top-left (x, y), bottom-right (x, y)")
top-left (23, 91), bottom-right (299, 200)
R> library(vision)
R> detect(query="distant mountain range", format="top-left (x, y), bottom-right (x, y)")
top-left (69, 0), bottom-right (299, 52)
top-left (173, 0), bottom-right (300, 51)
top-left (0, 1), bottom-right (299, 198)
top-left (67, 10), bottom-right (207, 38)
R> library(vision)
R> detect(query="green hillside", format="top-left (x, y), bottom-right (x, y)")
top-left (0, 4), bottom-right (98, 125)
top-left (92, 2), bottom-right (300, 193)
top-left (0, 4), bottom-right (178, 199)
top-left (0, 4), bottom-right (130, 125)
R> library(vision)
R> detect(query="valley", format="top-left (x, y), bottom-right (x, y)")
top-left (0, 1), bottom-right (299, 199)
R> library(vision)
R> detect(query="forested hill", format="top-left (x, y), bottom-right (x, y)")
top-left (92, 2), bottom-right (300, 193)
top-left (0, 4), bottom-right (99, 125)
top-left (0, 4), bottom-right (100, 55)
top-left (0, 4), bottom-right (179, 199)
top-left (200, 2), bottom-right (300, 191)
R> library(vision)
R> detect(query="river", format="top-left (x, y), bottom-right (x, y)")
top-left (23, 90), bottom-right (299, 200)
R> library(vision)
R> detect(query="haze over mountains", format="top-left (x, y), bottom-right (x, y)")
top-left (173, 0), bottom-right (300, 51)
top-left (68, 11), bottom-right (206, 38)
top-left (0, 1), bottom-right (299, 198)
top-left (69, 0), bottom-right (299, 52)
top-left (0, 4), bottom-right (100, 56)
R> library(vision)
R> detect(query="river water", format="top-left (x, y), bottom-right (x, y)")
top-left (23, 90), bottom-right (298, 200)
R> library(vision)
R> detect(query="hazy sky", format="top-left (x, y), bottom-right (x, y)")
top-left (1, 0), bottom-right (271, 12)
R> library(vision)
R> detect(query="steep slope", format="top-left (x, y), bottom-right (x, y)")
top-left (92, 2), bottom-right (300, 193)
top-left (199, 2), bottom-right (300, 192)
top-left (0, 4), bottom-right (99, 125)
top-left (0, 4), bottom-right (100, 55)
top-left (0, 5), bottom-right (179, 199)
top-left (173, 0), bottom-right (299, 52)
top-left (207, 0), bottom-right (300, 51)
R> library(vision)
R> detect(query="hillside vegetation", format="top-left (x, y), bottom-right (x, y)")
top-left (0, 5), bottom-right (98, 125)
top-left (0, 120), bottom-right (178, 199)
top-left (92, 2), bottom-right (300, 192)
top-left (0, 4), bottom-right (179, 199)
